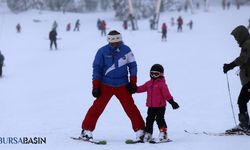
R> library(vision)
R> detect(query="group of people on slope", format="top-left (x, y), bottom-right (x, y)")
top-left (79, 25), bottom-right (250, 142)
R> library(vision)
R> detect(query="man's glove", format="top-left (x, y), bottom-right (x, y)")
top-left (92, 80), bottom-right (101, 98)
top-left (168, 99), bottom-right (179, 109)
top-left (126, 83), bottom-right (137, 94)
top-left (126, 76), bottom-right (137, 94)
top-left (92, 88), bottom-right (101, 98)
top-left (223, 62), bottom-right (236, 73)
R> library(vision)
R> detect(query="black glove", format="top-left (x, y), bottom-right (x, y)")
top-left (223, 62), bottom-right (236, 74)
top-left (168, 99), bottom-right (179, 109)
top-left (126, 83), bottom-right (137, 94)
top-left (92, 88), bottom-right (101, 98)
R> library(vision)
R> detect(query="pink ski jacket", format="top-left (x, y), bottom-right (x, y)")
top-left (137, 77), bottom-right (173, 107)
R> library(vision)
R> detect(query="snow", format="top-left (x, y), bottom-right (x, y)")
top-left (0, 4), bottom-right (250, 150)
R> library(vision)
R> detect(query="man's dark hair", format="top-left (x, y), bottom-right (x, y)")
top-left (108, 30), bottom-right (120, 35)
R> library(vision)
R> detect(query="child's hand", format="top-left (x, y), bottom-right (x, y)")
top-left (169, 99), bottom-right (179, 109)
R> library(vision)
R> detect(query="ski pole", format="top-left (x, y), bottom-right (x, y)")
top-left (226, 73), bottom-right (237, 126)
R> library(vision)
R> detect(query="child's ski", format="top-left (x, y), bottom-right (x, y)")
top-left (149, 138), bottom-right (173, 144)
top-left (125, 139), bottom-right (144, 144)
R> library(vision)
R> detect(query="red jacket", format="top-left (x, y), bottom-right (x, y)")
top-left (101, 20), bottom-right (106, 30)
top-left (137, 77), bottom-right (173, 107)
top-left (162, 23), bottom-right (167, 32)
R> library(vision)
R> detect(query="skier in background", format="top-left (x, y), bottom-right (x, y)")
top-left (187, 20), bottom-right (193, 30)
top-left (129, 14), bottom-right (136, 30)
top-left (80, 30), bottom-right (145, 141)
top-left (123, 20), bottom-right (128, 30)
top-left (66, 23), bottom-right (71, 31)
top-left (226, 1), bottom-right (231, 10)
top-left (223, 25), bottom-right (250, 134)
top-left (52, 20), bottom-right (58, 30)
top-left (236, 0), bottom-right (240, 10)
top-left (73, 19), bottom-right (80, 31)
top-left (177, 16), bottom-right (183, 32)
top-left (49, 28), bottom-right (58, 50)
top-left (100, 20), bottom-right (106, 36)
top-left (16, 23), bottom-right (21, 33)
top-left (137, 64), bottom-right (179, 142)
top-left (0, 51), bottom-right (4, 77)
top-left (222, 0), bottom-right (226, 10)
top-left (161, 23), bottom-right (167, 41)
top-left (97, 18), bottom-right (101, 30)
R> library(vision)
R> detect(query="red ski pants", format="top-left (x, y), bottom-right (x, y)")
top-left (82, 84), bottom-right (145, 132)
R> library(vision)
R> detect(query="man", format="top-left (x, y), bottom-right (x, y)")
top-left (0, 51), bottom-right (4, 77)
top-left (49, 28), bottom-right (57, 50)
top-left (81, 30), bottom-right (145, 140)
top-left (223, 25), bottom-right (250, 133)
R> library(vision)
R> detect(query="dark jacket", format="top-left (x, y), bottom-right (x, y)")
top-left (49, 29), bottom-right (57, 41)
top-left (231, 25), bottom-right (250, 85)
top-left (0, 52), bottom-right (4, 65)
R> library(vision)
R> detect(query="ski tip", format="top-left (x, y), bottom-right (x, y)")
top-left (70, 136), bottom-right (107, 145)
top-left (125, 139), bottom-right (143, 144)
top-left (149, 139), bottom-right (172, 144)
top-left (97, 140), bottom-right (107, 145)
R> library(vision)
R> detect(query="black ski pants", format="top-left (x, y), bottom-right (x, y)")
top-left (50, 39), bottom-right (57, 49)
top-left (144, 107), bottom-right (167, 134)
top-left (162, 31), bottom-right (167, 40)
top-left (0, 64), bottom-right (2, 76)
top-left (238, 81), bottom-right (250, 114)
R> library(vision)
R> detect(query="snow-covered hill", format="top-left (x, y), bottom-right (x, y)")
top-left (0, 4), bottom-right (249, 150)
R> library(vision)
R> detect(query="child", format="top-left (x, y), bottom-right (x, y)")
top-left (161, 23), bottom-right (167, 41)
top-left (137, 64), bottom-right (179, 142)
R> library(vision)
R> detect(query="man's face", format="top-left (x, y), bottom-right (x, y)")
top-left (110, 42), bottom-right (120, 49)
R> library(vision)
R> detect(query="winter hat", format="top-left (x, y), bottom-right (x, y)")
top-left (150, 64), bottom-right (164, 73)
top-left (107, 30), bottom-right (122, 43)
top-left (150, 64), bottom-right (164, 79)
top-left (231, 25), bottom-right (250, 47)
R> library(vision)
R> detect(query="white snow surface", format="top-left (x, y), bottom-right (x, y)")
top-left (0, 4), bottom-right (250, 150)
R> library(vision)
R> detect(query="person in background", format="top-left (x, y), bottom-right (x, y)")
top-left (100, 20), bottom-right (106, 36)
top-left (66, 23), bottom-right (71, 31)
top-left (177, 16), bottom-right (183, 32)
top-left (161, 23), bottom-right (167, 41)
top-left (74, 19), bottom-right (80, 31)
top-left (0, 51), bottom-right (5, 77)
top-left (16, 23), bottom-right (21, 33)
top-left (49, 28), bottom-right (58, 50)
top-left (187, 20), bottom-right (193, 30)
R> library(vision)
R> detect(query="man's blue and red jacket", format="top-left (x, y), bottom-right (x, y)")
top-left (92, 43), bottom-right (137, 87)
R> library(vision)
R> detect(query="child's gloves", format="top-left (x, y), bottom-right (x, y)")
top-left (168, 99), bottom-right (179, 109)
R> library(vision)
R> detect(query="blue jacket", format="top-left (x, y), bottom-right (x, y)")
top-left (92, 43), bottom-right (137, 87)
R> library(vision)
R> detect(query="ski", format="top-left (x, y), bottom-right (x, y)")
top-left (149, 138), bottom-right (173, 144)
top-left (70, 137), bottom-right (107, 145)
top-left (125, 138), bottom-right (172, 144)
top-left (184, 130), bottom-right (249, 136)
top-left (125, 139), bottom-right (144, 144)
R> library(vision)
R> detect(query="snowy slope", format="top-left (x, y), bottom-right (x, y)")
top-left (0, 4), bottom-right (250, 150)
